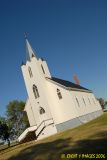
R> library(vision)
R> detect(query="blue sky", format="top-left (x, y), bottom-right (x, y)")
top-left (0, 0), bottom-right (107, 116)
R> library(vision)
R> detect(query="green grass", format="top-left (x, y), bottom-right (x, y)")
top-left (0, 112), bottom-right (107, 160)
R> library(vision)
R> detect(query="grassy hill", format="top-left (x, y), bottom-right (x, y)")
top-left (0, 112), bottom-right (107, 160)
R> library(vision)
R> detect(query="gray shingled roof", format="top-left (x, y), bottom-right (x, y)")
top-left (47, 77), bottom-right (92, 92)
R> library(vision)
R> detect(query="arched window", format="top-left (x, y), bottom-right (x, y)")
top-left (33, 85), bottom-right (39, 99)
top-left (83, 98), bottom-right (86, 106)
top-left (39, 107), bottom-right (45, 114)
top-left (88, 98), bottom-right (91, 104)
top-left (76, 97), bottom-right (80, 107)
top-left (57, 89), bottom-right (62, 99)
top-left (41, 64), bottom-right (45, 74)
top-left (28, 66), bottom-right (33, 77)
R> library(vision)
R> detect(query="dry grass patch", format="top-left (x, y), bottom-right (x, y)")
top-left (0, 112), bottom-right (107, 160)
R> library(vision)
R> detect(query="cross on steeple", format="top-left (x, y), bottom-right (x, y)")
top-left (24, 32), bottom-right (27, 39)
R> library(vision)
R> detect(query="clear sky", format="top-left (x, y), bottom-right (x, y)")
top-left (0, 0), bottom-right (107, 116)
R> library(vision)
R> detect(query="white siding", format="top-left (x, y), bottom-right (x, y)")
top-left (24, 99), bottom-right (36, 126)
top-left (21, 52), bottom-right (102, 130)
top-left (21, 57), bottom-right (52, 126)
top-left (46, 80), bottom-right (102, 125)
top-left (46, 80), bottom-right (79, 124)
top-left (71, 91), bottom-right (101, 117)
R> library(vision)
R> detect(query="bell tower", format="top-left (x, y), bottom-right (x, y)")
top-left (21, 37), bottom-right (52, 126)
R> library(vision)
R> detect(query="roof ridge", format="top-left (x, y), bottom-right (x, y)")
top-left (47, 76), bottom-right (92, 93)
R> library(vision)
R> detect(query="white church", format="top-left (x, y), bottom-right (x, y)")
top-left (18, 38), bottom-right (103, 142)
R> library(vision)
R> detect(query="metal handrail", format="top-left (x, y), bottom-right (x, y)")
top-left (18, 118), bottom-right (54, 142)
top-left (36, 118), bottom-right (53, 132)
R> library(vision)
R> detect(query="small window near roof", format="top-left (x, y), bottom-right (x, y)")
top-left (28, 66), bottom-right (33, 77)
top-left (57, 89), bottom-right (62, 99)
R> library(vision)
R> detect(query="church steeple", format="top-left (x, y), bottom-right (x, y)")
top-left (25, 34), bottom-right (38, 61)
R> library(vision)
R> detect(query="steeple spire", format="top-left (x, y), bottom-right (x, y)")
top-left (25, 33), bottom-right (38, 61)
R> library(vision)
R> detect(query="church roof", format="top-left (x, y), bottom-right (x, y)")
top-left (47, 77), bottom-right (92, 93)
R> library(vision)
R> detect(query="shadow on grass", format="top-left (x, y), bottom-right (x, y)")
top-left (64, 131), bottom-right (107, 154)
top-left (8, 130), bottom-right (107, 160)
top-left (8, 138), bottom-right (71, 160)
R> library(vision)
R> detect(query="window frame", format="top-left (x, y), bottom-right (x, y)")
top-left (88, 98), bottom-right (91, 104)
top-left (75, 97), bottom-right (80, 107)
top-left (41, 64), bottom-right (45, 74)
top-left (33, 85), bottom-right (40, 99)
top-left (28, 66), bottom-right (33, 77)
top-left (57, 89), bottom-right (62, 100)
top-left (82, 98), bottom-right (86, 106)
top-left (39, 107), bottom-right (45, 115)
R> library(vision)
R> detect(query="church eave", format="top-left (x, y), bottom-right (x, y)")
top-left (46, 77), bottom-right (92, 93)
top-left (68, 87), bottom-right (92, 93)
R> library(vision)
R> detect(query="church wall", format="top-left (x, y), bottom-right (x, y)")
top-left (24, 99), bottom-right (36, 126)
top-left (71, 91), bottom-right (102, 117)
top-left (46, 80), bottom-right (79, 124)
top-left (56, 109), bottom-right (103, 132)
top-left (21, 57), bottom-right (53, 126)
top-left (21, 62), bottom-right (40, 125)
top-left (46, 80), bottom-right (102, 128)
top-left (20, 39), bottom-right (103, 141)
top-left (22, 58), bottom-right (102, 133)
top-left (31, 58), bottom-right (53, 120)
top-left (38, 59), bottom-right (51, 78)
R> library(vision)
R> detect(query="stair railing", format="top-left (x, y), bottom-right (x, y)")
top-left (36, 118), bottom-right (54, 137)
